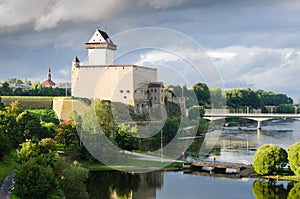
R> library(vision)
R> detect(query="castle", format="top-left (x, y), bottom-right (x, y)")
top-left (71, 28), bottom-right (164, 113)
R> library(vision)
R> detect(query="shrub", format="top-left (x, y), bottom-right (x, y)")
top-left (14, 157), bottom-right (57, 199)
top-left (288, 142), bottom-right (300, 176)
top-left (252, 144), bottom-right (287, 175)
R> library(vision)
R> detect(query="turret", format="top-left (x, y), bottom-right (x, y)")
top-left (72, 56), bottom-right (80, 69)
top-left (85, 27), bottom-right (117, 65)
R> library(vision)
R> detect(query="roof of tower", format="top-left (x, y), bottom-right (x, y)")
top-left (88, 27), bottom-right (114, 44)
top-left (73, 56), bottom-right (80, 62)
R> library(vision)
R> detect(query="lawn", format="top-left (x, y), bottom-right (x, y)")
top-left (0, 150), bottom-right (17, 184)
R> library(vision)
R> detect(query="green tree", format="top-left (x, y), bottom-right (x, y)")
top-left (252, 144), bottom-right (288, 175)
top-left (55, 122), bottom-right (79, 151)
top-left (114, 124), bottom-right (138, 151)
top-left (276, 104), bottom-right (295, 113)
top-left (0, 82), bottom-right (13, 96)
top-left (209, 87), bottom-right (224, 108)
top-left (39, 138), bottom-right (56, 153)
top-left (16, 139), bottom-right (40, 164)
top-left (188, 106), bottom-right (205, 120)
top-left (192, 82), bottom-right (210, 106)
top-left (0, 97), bottom-right (4, 110)
top-left (288, 183), bottom-right (300, 199)
top-left (60, 161), bottom-right (89, 199)
top-left (14, 157), bottom-right (58, 199)
top-left (288, 142), bottom-right (300, 176)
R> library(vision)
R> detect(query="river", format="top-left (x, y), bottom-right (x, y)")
top-left (87, 119), bottom-right (300, 199)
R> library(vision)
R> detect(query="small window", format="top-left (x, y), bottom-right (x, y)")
top-left (126, 90), bottom-right (130, 93)
top-left (154, 97), bottom-right (157, 100)
top-left (96, 34), bottom-right (98, 36)
top-left (120, 90), bottom-right (124, 93)
top-left (151, 89), bottom-right (153, 92)
top-left (124, 96), bottom-right (127, 99)
top-left (154, 89), bottom-right (157, 93)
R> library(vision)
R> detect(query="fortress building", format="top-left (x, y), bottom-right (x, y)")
top-left (71, 28), bottom-right (163, 112)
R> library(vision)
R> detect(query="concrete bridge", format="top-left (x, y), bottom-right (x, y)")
top-left (204, 109), bottom-right (300, 129)
top-left (183, 160), bottom-right (252, 174)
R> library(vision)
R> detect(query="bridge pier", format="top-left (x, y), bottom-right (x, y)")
top-left (257, 121), bottom-right (262, 129)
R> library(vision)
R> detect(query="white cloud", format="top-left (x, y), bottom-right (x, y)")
top-left (208, 46), bottom-right (300, 99)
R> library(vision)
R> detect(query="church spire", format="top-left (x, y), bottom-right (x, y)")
top-left (48, 67), bottom-right (52, 81)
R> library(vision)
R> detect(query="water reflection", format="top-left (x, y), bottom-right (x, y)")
top-left (252, 180), bottom-right (300, 199)
top-left (87, 171), bottom-right (300, 199)
top-left (87, 171), bottom-right (163, 199)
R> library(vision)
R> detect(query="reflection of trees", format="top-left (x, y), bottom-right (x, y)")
top-left (87, 171), bottom-right (140, 199)
top-left (87, 171), bottom-right (163, 199)
top-left (252, 180), bottom-right (288, 199)
top-left (288, 183), bottom-right (300, 199)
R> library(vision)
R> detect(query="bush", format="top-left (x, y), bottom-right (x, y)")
top-left (14, 157), bottom-right (58, 199)
top-left (60, 162), bottom-right (89, 199)
top-left (252, 144), bottom-right (288, 175)
top-left (288, 142), bottom-right (300, 176)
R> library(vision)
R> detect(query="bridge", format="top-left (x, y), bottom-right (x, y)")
top-left (183, 160), bottom-right (252, 175)
top-left (203, 110), bottom-right (300, 129)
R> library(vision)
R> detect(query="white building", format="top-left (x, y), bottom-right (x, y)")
top-left (71, 28), bottom-right (160, 106)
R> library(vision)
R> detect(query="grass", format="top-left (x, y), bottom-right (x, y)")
top-left (0, 150), bottom-right (17, 184)
top-left (80, 159), bottom-right (183, 171)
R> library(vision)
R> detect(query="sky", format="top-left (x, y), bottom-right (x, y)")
top-left (1, 0), bottom-right (300, 101)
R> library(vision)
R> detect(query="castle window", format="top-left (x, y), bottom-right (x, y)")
top-left (120, 90), bottom-right (124, 93)
top-left (124, 96), bottom-right (127, 99)
top-left (126, 90), bottom-right (130, 93)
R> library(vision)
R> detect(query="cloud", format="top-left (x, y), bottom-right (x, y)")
top-left (208, 46), bottom-right (300, 99)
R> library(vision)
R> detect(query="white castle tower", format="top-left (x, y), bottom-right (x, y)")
top-left (85, 27), bottom-right (117, 65)
top-left (71, 27), bottom-right (159, 108)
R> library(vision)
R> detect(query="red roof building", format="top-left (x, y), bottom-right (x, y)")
top-left (42, 67), bottom-right (56, 87)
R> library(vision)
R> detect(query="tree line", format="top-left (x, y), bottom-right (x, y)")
top-left (0, 79), bottom-right (70, 96)
top-left (166, 83), bottom-right (295, 113)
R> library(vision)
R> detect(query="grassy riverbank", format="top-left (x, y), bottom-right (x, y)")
top-left (0, 150), bottom-right (17, 184)
top-left (80, 160), bottom-right (182, 171)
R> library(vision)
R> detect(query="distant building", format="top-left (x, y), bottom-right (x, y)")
top-left (42, 67), bottom-right (56, 87)
top-left (72, 27), bottom-right (163, 110)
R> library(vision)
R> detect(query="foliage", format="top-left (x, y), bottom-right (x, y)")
top-left (94, 100), bottom-right (116, 139)
top-left (14, 157), bottom-right (58, 199)
top-left (114, 124), bottom-right (138, 151)
top-left (28, 109), bottom-right (59, 124)
top-left (192, 82), bottom-right (210, 106)
top-left (39, 138), bottom-right (57, 153)
top-left (288, 142), bottom-right (300, 176)
top-left (252, 144), bottom-right (288, 175)
top-left (16, 139), bottom-right (40, 164)
top-left (188, 106), bottom-right (205, 120)
top-left (0, 96), bottom-right (4, 110)
top-left (60, 161), bottom-right (89, 199)
top-left (55, 122), bottom-right (79, 151)
top-left (276, 104), bottom-right (295, 113)
top-left (288, 183), bottom-right (300, 199)
top-left (0, 82), bottom-right (13, 96)
top-left (252, 180), bottom-right (288, 199)
top-left (209, 87), bottom-right (225, 108)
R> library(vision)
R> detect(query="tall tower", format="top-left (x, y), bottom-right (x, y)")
top-left (48, 67), bottom-right (52, 81)
top-left (85, 27), bottom-right (117, 65)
